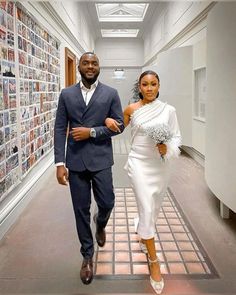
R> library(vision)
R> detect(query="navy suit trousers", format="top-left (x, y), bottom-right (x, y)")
top-left (68, 167), bottom-right (115, 258)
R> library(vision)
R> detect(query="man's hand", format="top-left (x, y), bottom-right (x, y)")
top-left (56, 166), bottom-right (68, 185)
top-left (105, 118), bottom-right (121, 133)
top-left (157, 143), bottom-right (167, 156)
top-left (70, 127), bottom-right (90, 141)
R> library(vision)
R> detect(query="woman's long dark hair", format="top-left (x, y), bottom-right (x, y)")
top-left (139, 70), bottom-right (160, 99)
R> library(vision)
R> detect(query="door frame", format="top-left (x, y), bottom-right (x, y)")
top-left (65, 47), bottom-right (76, 87)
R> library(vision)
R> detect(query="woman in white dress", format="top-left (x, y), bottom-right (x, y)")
top-left (105, 71), bottom-right (181, 294)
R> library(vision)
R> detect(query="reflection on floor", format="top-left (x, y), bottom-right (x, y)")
top-left (95, 187), bottom-right (218, 279)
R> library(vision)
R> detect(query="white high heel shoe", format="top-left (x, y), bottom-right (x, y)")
top-left (139, 240), bottom-right (148, 254)
top-left (149, 258), bottom-right (164, 294)
top-left (133, 217), bottom-right (139, 233)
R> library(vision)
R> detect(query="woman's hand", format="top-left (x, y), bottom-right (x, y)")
top-left (157, 143), bottom-right (167, 156)
top-left (105, 118), bottom-right (121, 133)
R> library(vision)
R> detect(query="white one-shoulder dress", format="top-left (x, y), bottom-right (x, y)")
top-left (125, 99), bottom-right (181, 239)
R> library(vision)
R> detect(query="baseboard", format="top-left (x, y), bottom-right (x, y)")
top-left (181, 146), bottom-right (205, 167)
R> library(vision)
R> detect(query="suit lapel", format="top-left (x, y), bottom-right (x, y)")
top-left (75, 82), bottom-right (87, 112)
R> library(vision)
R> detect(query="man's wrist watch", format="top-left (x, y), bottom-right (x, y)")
top-left (90, 128), bottom-right (96, 138)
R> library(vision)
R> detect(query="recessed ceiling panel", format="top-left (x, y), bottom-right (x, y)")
top-left (101, 29), bottom-right (139, 37)
top-left (96, 3), bottom-right (149, 22)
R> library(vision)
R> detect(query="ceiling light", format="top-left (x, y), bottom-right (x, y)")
top-left (112, 68), bottom-right (126, 81)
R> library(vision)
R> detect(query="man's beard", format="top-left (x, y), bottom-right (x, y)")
top-left (80, 70), bottom-right (100, 85)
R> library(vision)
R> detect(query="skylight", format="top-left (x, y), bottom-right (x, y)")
top-left (101, 29), bottom-right (139, 38)
top-left (96, 3), bottom-right (149, 22)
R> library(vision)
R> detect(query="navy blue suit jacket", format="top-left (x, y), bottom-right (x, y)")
top-left (54, 81), bottom-right (124, 172)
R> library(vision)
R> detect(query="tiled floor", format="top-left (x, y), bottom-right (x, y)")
top-left (95, 187), bottom-right (218, 279)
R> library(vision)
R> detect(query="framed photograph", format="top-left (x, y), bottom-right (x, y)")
top-left (7, 2), bottom-right (14, 17)
top-left (19, 65), bottom-right (24, 78)
top-left (22, 160), bottom-right (27, 175)
top-left (23, 66), bottom-right (28, 78)
top-left (26, 131), bottom-right (30, 145)
top-left (7, 31), bottom-right (14, 47)
top-left (21, 107), bottom-right (29, 120)
top-left (18, 51), bottom-right (27, 65)
top-left (0, 146), bottom-right (5, 162)
top-left (11, 154), bottom-right (19, 170)
top-left (7, 15), bottom-right (14, 32)
top-left (22, 25), bottom-right (27, 38)
top-left (5, 141), bottom-right (11, 158)
top-left (0, 9), bottom-right (6, 28)
top-left (4, 111), bottom-right (9, 125)
top-left (2, 61), bottom-right (15, 77)
top-left (21, 134), bottom-right (26, 148)
top-left (9, 79), bottom-right (16, 94)
top-left (17, 22), bottom-right (22, 35)
top-left (10, 124), bottom-right (17, 139)
top-left (0, 95), bottom-right (3, 112)
top-left (3, 79), bottom-right (9, 109)
top-left (22, 38), bottom-right (27, 52)
top-left (1, 45), bottom-right (8, 60)
top-left (0, 128), bottom-right (4, 146)
top-left (9, 110), bottom-right (17, 124)
top-left (0, 28), bottom-right (6, 43)
top-left (4, 174), bottom-right (11, 192)
top-left (18, 35), bottom-right (23, 50)
top-left (9, 95), bottom-right (16, 109)
top-left (20, 80), bottom-right (24, 92)
top-left (4, 126), bottom-right (10, 142)
top-left (0, 162), bottom-right (6, 180)
top-left (20, 93), bottom-right (29, 106)
top-left (10, 138), bottom-right (18, 155)
top-left (26, 144), bottom-right (30, 158)
top-left (28, 67), bottom-right (33, 79)
top-left (0, 113), bottom-right (3, 127)
top-left (0, 178), bottom-right (6, 198)
top-left (16, 7), bottom-right (22, 21)
top-left (8, 48), bottom-right (15, 62)
top-left (24, 81), bottom-right (29, 92)
top-left (0, 2), bottom-right (7, 11)
top-left (28, 54), bottom-right (33, 67)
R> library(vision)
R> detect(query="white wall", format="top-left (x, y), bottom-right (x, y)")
top-left (99, 68), bottom-right (142, 110)
top-left (95, 38), bottom-right (143, 67)
top-left (191, 38), bottom-right (207, 156)
top-left (143, 46), bottom-right (193, 147)
top-left (95, 38), bottom-right (143, 139)
top-left (49, 2), bottom-right (95, 54)
top-left (143, 1), bottom-right (213, 64)
top-left (144, 3), bottom-right (209, 157)
top-left (205, 2), bottom-right (236, 213)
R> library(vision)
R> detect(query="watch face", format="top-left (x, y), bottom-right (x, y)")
top-left (90, 129), bottom-right (96, 137)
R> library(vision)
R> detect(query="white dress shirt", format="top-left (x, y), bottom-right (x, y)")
top-left (55, 80), bottom-right (98, 167)
top-left (80, 80), bottom-right (98, 105)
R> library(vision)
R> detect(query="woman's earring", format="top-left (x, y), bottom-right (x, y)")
top-left (139, 92), bottom-right (143, 99)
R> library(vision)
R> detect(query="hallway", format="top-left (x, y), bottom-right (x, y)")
top-left (0, 136), bottom-right (236, 294)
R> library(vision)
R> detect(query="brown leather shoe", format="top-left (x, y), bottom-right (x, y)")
top-left (94, 214), bottom-right (106, 247)
top-left (80, 258), bottom-right (93, 285)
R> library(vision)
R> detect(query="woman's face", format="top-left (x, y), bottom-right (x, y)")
top-left (139, 74), bottom-right (160, 102)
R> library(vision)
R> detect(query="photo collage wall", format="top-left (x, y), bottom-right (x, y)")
top-left (0, 2), bottom-right (60, 201)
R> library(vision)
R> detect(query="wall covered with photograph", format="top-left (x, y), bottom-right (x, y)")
top-left (0, 2), bottom-right (60, 201)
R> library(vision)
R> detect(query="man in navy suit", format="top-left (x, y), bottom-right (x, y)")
top-left (54, 52), bottom-right (124, 284)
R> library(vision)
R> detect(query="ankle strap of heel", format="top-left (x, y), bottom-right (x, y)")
top-left (148, 257), bottom-right (158, 263)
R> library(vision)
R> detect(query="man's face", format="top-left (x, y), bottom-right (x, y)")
top-left (79, 54), bottom-right (100, 85)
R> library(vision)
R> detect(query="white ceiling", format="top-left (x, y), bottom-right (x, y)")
top-left (85, 2), bottom-right (159, 39)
